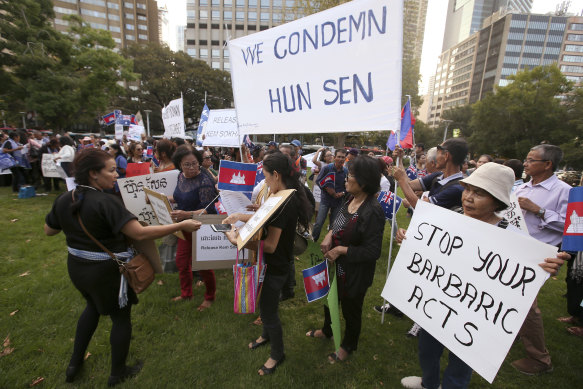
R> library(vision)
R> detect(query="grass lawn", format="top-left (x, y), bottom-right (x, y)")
top-left (0, 186), bottom-right (581, 388)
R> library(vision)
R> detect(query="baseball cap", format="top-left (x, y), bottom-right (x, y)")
top-left (291, 139), bottom-right (301, 147)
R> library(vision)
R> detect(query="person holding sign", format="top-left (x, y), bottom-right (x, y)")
top-left (307, 156), bottom-right (385, 363)
top-left (169, 145), bottom-right (218, 310)
top-left (398, 163), bottom-right (568, 389)
top-left (43, 148), bottom-right (201, 386)
top-left (223, 152), bottom-right (312, 376)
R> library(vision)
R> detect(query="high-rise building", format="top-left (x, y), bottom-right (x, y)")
top-left (558, 16), bottom-right (583, 85)
top-left (176, 25), bottom-right (186, 52)
top-left (403, 0), bottom-right (429, 67)
top-left (441, 0), bottom-right (532, 52)
top-left (52, 0), bottom-right (160, 50)
top-left (158, 4), bottom-right (170, 46)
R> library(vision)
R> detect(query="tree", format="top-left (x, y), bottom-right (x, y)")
top-left (117, 44), bottom-right (232, 135)
top-left (469, 64), bottom-right (573, 159)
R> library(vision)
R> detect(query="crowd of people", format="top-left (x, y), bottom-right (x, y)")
top-left (2, 127), bottom-right (572, 387)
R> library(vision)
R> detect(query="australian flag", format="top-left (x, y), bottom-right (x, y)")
top-left (377, 190), bottom-right (403, 220)
top-left (255, 160), bottom-right (265, 185)
top-left (318, 172), bottom-right (335, 189)
top-left (242, 134), bottom-right (255, 149)
top-left (102, 112), bottom-right (115, 125)
top-left (218, 160), bottom-right (257, 192)
top-left (302, 261), bottom-right (330, 302)
top-left (406, 165), bottom-right (418, 180)
top-left (562, 187), bottom-right (583, 251)
top-left (196, 104), bottom-right (209, 146)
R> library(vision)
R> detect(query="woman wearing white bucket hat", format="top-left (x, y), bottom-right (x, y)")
top-left (399, 162), bottom-right (570, 389)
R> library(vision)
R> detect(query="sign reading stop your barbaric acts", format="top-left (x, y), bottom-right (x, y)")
top-left (228, 0), bottom-right (402, 134)
top-left (381, 201), bottom-right (557, 383)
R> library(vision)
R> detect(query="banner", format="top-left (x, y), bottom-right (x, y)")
top-left (228, 0), bottom-right (402, 134)
top-left (128, 124), bottom-right (145, 142)
top-left (162, 97), bottom-right (185, 139)
top-left (218, 160), bottom-right (257, 192)
top-left (118, 170), bottom-right (180, 225)
top-left (202, 109), bottom-right (240, 147)
top-left (381, 201), bottom-right (557, 383)
top-left (302, 260), bottom-right (330, 302)
top-left (41, 154), bottom-right (60, 178)
top-left (563, 187), bottom-right (583, 251)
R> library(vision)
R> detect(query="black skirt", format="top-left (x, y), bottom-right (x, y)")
top-left (67, 255), bottom-right (138, 315)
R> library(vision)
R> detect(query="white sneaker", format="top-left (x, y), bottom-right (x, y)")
top-left (407, 323), bottom-right (422, 337)
top-left (401, 376), bottom-right (423, 389)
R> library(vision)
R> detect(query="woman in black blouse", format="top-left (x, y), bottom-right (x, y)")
top-left (307, 155), bottom-right (385, 363)
top-left (224, 152), bottom-right (312, 375)
top-left (44, 148), bottom-right (201, 386)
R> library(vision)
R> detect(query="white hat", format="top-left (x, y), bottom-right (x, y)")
top-left (459, 162), bottom-right (514, 207)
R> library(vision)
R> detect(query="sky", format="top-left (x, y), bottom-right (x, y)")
top-left (158, 0), bottom-right (583, 93)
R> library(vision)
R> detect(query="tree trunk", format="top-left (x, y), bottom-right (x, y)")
top-left (334, 132), bottom-right (346, 149)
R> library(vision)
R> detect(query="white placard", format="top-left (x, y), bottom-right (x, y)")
top-left (128, 124), bottom-right (145, 142)
top-left (162, 97), bottom-right (185, 139)
top-left (302, 152), bottom-right (317, 169)
top-left (381, 201), bottom-right (557, 383)
top-left (219, 190), bottom-right (254, 215)
top-left (202, 109), bottom-right (240, 147)
top-left (228, 0), bottom-right (402, 134)
top-left (238, 195), bottom-right (281, 242)
top-left (117, 170), bottom-right (180, 225)
top-left (115, 124), bottom-right (124, 140)
top-left (312, 182), bottom-right (321, 203)
top-left (195, 225), bottom-right (245, 261)
top-left (65, 177), bottom-right (77, 191)
top-left (500, 192), bottom-right (529, 234)
top-left (41, 154), bottom-right (60, 178)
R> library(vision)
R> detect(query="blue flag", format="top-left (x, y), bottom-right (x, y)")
top-left (377, 190), bottom-right (403, 220)
top-left (218, 160), bottom-right (257, 193)
top-left (196, 104), bottom-right (209, 146)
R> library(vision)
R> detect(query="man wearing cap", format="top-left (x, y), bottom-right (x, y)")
top-left (291, 139), bottom-right (307, 178)
top-left (312, 149), bottom-right (348, 241)
top-left (266, 141), bottom-right (278, 152)
top-left (345, 148), bottom-right (359, 170)
top-left (511, 144), bottom-right (571, 375)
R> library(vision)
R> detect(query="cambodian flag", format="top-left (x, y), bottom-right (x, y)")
top-left (215, 200), bottom-right (227, 215)
top-left (218, 160), bottom-right (257, 192)
top-left (255, 160), bottom-right (265, 185)
top-left (406, 165), bottom-right (418, 180)
top-left (386, 101), bottom-right (415, 151)
top-left (377, 190), bottom-right (403, 220)
top-left (302, 261), bottom-right (330, 302)
top-left (130, 114), bottom-right (138, 125)
top-left (102, 112), bottom-right (115, 125)
top-left (196, 104), bottom-right (209, 146)
top-left (318, 172), bottom-right (335, 189)
top-left (562, 187), bottom-right (583, 251)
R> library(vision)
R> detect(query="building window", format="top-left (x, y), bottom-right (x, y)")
top-left (571, 23), bottom-right (583, 31)
top-left (126, 34), bottom-right (135, 40)
top-left (200, 0), bottom-right (208, 4)
top-left (187, 48), bottom-right (196, 56)
top-left (249, 0), bottom-right (257, 7)
top-left (248, 11), bottom-right (257, 21)
top-left (54, 18), bottom-right (70, 26)
top-left (260, 12), bottom-right (269, 21)
top-left (212, 0), bottom-right (220, 5)
top-left (224, 61), bottom-right (230, 70)
top-left (113, 37), bottom-right (121, 43)
top-left (565, 44), bottom-right (583, 53)
top-left (138, 34), bottom-right (148, 40)
top-left (563, 55), bottom-right (583, 63)
top-left (125, 23), bottom-right (135, 30)
top-left (212, 10), bottom-right (220, 19)
top-left (109, 25), bottom-right (121, 32)
top-left (236, 11), bottom-right (244, 20)
top-left (261, 0), bottom-right (270, 8)
top-left (273, 0), bottom-right (282, 7)
top-left (125, 12), bottom-right (134, 19)
top-left (109, 13), bottom-right (120, 21)
top-left (137, 14), bottom-right (146, 21)
top-left (138, 24), bottom-right (147, 30)
top-left (107, 2), bottom-right (119, 9)
top-left (200, 10), bottom-right (208, 19)
top-left (212, 61), bottom-right (221, 69)
top-left (568, 34), bottom-right (583, 42)
top-left (200, 48), bottom-right (209, 58)
top-left (124, 2), bottom-right (134, 9)
top-left (187, 10), bottom-right (195, 18)
top-left (80, 9), bottom-right (107, 18)
top-left (224, 0), bottom-right (232, 5)
top-left (286, 0), bottom-right (294, 7)
top-left (561, 65), bottom-right (583, 72)
top-left (224, 11), bottom-right (232, 20)
top-left (567, 76), bottom-right (583, 83)
top-left (224, 49), bottom-right (229, 58)
top-left (236, 0), bottom-right (245, 6)
top-left (273, 13), bottom-right (281, 22)
top-left (81, 0), bottom-right (106, 6)
top-left (136, 2), bottom-right (146, 9)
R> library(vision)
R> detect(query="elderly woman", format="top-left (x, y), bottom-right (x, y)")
top-left (223, 152), bottom-right (312, 375)
top-left (44, 148), bottom-right (201, 386)
top-left (399, 162), bottom-right (569, 389)
top-left (169, 145), bottom-right (218, 310)
top-left (306, 155), bottom-right (386, 363)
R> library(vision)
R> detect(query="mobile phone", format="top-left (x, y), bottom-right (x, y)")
top-left (211, 224), bottom-right (232, 232)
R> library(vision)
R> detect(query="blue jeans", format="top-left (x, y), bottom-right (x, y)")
top-left (312, 201), bottom-right (340, 241)
top-left (418, 329), bottom-right (473, 389)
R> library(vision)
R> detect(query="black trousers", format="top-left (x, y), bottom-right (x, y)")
top-left (321, 291), bottom-right (367, 353)
top-left (259, 272), bottom-right (287, 361)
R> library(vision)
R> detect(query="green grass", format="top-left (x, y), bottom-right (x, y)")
top-left (0, 186), bottom-right (581, 388)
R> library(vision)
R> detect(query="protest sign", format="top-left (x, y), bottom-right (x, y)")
top-left (128, 124), bottom-right (145, 142)
top-left (115, 124), bottom-right (124, 140)
top-left (191, 215), bottom-right (246, 270)
top-left (218, 160), bottom-right (257, 192)
top-left (41, 154), bottom-right (60, 178)
top-left (237, 189), bottom-right (295, 250)
top-left (126, 162), bottom-right (151, 178)
top-left (118, 170), bottom-right (179, 225)
top-left (162, 97), bottom-right (185, 139)
top-left (202, 109), bottom-right (240, 147)
top-left (143, 188), bottom-right (184, 240)
top-left (219, 190), bottom-right (254, 215)
top-left (562, 186), bottom-right (583, 251)
top-left (228, 0), bottom-right (402, 134)
top-left (500, 192), bottom-right (529, 234)
top-left (381, 201), bottom-right (557, 383)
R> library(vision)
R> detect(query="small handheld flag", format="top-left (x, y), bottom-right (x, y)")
top-left (218, 160), bottom-right (257, 192)
top-left (562, 187), bottom-right (583, 251)
top-left (406, 165), bottom-right (418, 180)
top-left (302, 261), bottom-right (330, 302)
top-left (377, 190), bottom-right (403, 220)
top-left (102, 112), bottom-right (115, 125)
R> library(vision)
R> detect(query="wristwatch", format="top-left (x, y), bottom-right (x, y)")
top-left (537, 208), bottom-right (545, 218)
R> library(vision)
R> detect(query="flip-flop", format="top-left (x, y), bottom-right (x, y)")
top-left (558, 316), bottom-right (579, 324)
top-left (566, 326), bottom-right (583, 337)
top-left (249, 338), bottom-right (269, 350)
top-left (258, 355), bottom-right (285, 375)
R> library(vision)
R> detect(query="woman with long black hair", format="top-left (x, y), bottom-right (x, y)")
top-left (224, 151), bottom-right (312, 375)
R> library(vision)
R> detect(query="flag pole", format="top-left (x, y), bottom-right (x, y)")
top-left (381, 95), bottom-right (408, 324)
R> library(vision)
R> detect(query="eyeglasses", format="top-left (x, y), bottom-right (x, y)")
top-left (203, 156), bottom-right (211, 160)
top-left (523, 158), bottom-right (548, 164)
top-left (182, 162), bottom-right (199, 169)
top-left (345, 174), bottom-right (355, 181)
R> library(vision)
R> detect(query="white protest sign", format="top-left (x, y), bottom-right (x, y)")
top-left (219, 190), bottom-right (254, 215)
top-left (128, 124), bottom-right (145, 142)
top-left (202, 109), bottom-right (240, 147)
top-left (303, 152), bottom-right (317, 169)
top-left (117, 170), bottom-right (180, 225)
top-left (228, 0), bottom-right (402, 134)
top-left (196, 225), bottom-right (243, 261)
top-left (41, 154), bottom-right (60, 178)
top-left (500, 192), bottom-right (529, 234)
top-left (312, 182), bottom-right (321, 203)
top-left (65, 177), bottom-right (77, 191)
top-left (115, 124), bottom-right (124, 140)
top-left (381, 201), bottom-right (557, 383)
top-left (162, 97), bottom-right (185, 139)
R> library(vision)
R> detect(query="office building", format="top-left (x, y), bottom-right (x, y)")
top-left (558, 16), bottom-right (583, 85)
top-left (404, 0), bottom-right (429, 66)
top-left (176, 25), bottom-right (186, 52)
top-left (52, 0), bottom-right (160, 50)
top-left (442, 0), bottom-right (532, 52)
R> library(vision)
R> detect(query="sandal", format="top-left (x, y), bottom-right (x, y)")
top-left (558, 316), bottom-right (580, 324)
top-left (258, 355), bottom-right (285, 375)
top-left (306, 329), bottom-right (330, 339)
top-left (249, 338), bottom-right (269, 350)
top-left (566, 326), bottom-right (583, 337)
top-left (327, 348), bottom-right (349, 364)
top-left (253, 316), bottom-right (263, 326)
